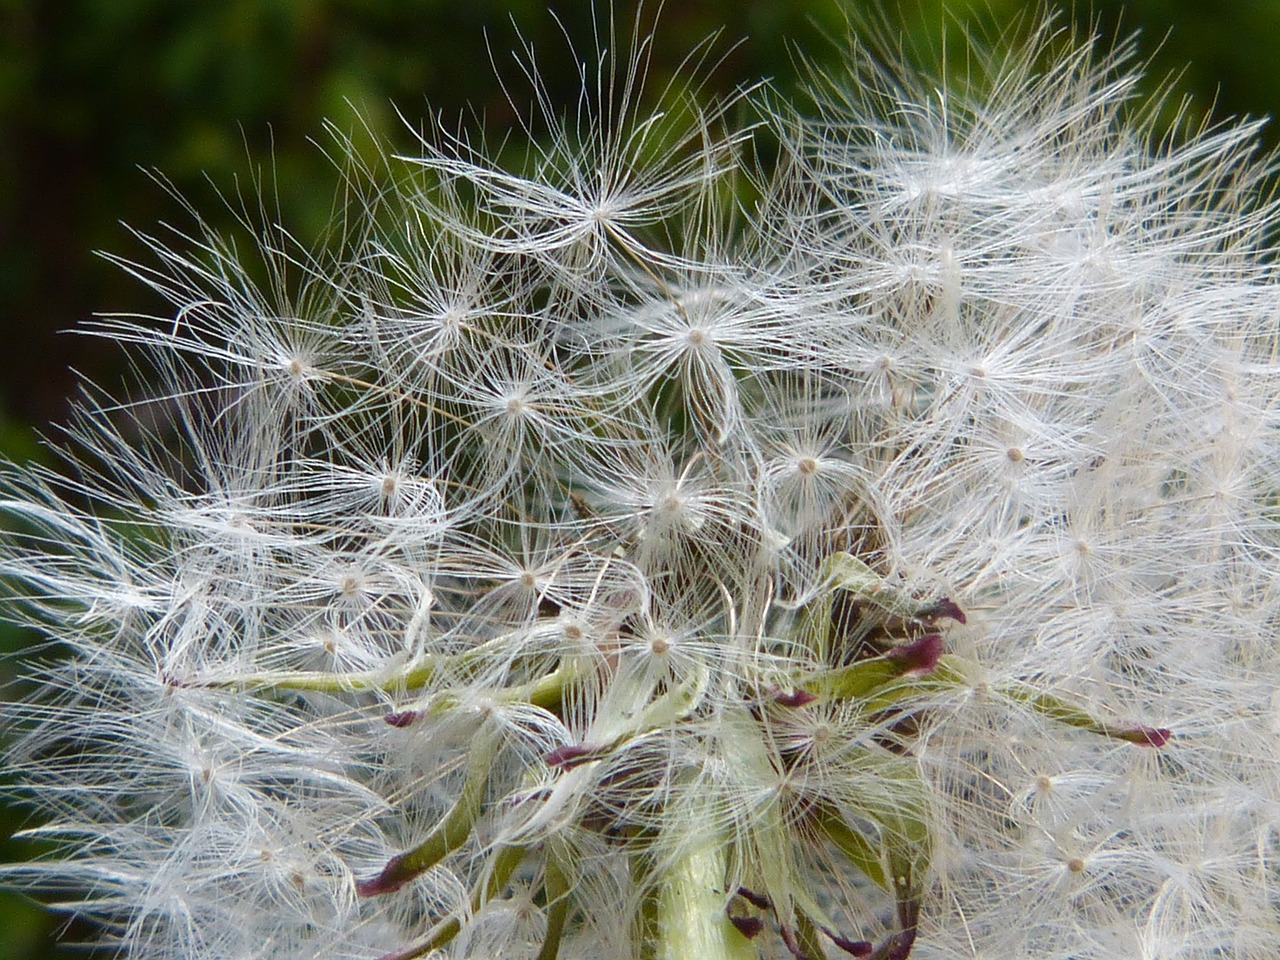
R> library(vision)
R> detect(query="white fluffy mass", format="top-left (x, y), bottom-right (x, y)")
top-left (3, 9), bottom-right (1279, 960)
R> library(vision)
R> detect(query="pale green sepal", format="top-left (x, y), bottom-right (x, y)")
top-left (811, 801), bottom-right (889, 891)
top-left (822, 552), bottom-right (922, 620)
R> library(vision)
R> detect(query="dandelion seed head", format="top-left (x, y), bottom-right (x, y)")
top-left (4, 8), bottom-right (1280, 960)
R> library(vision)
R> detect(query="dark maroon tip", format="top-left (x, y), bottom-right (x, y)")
top-left (780, 924), bottom-right (809, 960)
top-left (823, 928), bottom-right (873, 957)
top-left (727, 915), bottom-right (765, 940)
top-left (885, 633), bottom-right (942, 673)
top-left (1125, 725), bottom-right (1172, 748)
top-left (356, 854), bottom-right (410, 897)
top-left (896, 895), bottom-right (921, 932)
top-left (384, 710), bottom-right (421, 728)
top-left (773, 687), bottom-right (818, 708)
top-left (544, 743), bottom-right (597, 769)
top-left (374, 940), bottom-right (434, 960)
top-left (736, 886), bottom-right (772, 911)
top-left (882, 927), bottom-right (918, 960)
top-left (355, 876), bottom-right (388, 898)
top-left (921, 597), bottom-right (966, 625)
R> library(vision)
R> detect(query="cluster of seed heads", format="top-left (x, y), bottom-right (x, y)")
top-left (4, 9), bottom-right (1279, 960)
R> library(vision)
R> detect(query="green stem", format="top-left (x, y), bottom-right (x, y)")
top-left (999, 680), bottom-right (1171, 746)
top-left (202, 643), bottom-right (584, 717)
top-left (536, 847), bottom-right (572, 960)
top-left (357, 728), bottom-right (497, 897)
top-left (656, 824), bottom-right (757, 960)
top-left (803, 634), bottom-right (940, 703)
top-left (501, 659), bottom-right (580, 712)
top-left (203, 655), bottom-right (440, 693)
top-left (375, 845), bottom-right (526, 960)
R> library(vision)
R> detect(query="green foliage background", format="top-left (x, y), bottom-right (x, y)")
top-left (1, 1), bottom-right (1276, 956)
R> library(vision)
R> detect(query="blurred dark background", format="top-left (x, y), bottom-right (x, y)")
top-left (2, 1), bottom-right (1277, 956)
